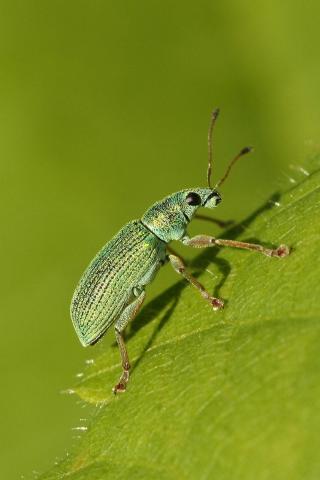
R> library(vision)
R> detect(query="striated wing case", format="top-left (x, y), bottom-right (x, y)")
top-left (71, 220), bottom-right (166, 346)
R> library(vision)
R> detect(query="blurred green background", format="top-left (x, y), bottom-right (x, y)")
top-left (1, 1), bottom-right (320, 478)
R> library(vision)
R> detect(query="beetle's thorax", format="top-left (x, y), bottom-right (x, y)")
top-left (141, 192), bottom-right (189, 242)
top-left (141, 188), bottom-right (221, 243)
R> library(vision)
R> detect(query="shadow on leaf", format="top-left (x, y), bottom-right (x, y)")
top-left (123, 191), bottom-right (281, 372)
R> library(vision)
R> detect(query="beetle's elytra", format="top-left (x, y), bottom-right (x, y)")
top-left (70, 109), bottom-right (290, 393)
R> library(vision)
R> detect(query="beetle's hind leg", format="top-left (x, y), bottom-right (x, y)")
top-left (113, 288), bottom-right (146, 394)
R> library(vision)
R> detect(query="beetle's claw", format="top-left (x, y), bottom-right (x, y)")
top-left (112, 382), bottom-right (127, 394)
top-left (274, 244), bottom-right (290, 258)
top-left (112, 370), bottom-right (130, 394)
top-left (212, 298), bottom-right (224, 310)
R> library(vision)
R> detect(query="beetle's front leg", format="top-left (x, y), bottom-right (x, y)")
top-left (113, 288), bottom-right (146, 394)
top-left (182, 235), bottom-right (290, 258)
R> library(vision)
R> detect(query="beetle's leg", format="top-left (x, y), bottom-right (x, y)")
top-left (113, 288), bottom-right (146, 394)
top-left (168, 254), bottom-right (224, 310)
top-left (194, 213), bottom-right (234, 229)
top-left (182, 234), bottom-right (290, 258)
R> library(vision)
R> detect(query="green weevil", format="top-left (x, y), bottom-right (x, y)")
top-left (70, 109), bottom-right (290, 393)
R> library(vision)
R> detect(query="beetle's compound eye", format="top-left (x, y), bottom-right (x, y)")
top-left (186, 192), bottom-right (201, 206)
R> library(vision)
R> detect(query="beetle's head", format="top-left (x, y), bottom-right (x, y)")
top-left (142, 109), bottom-right (252, 243)
top-left (181, 188), bottom-right (222, 218)
top-left (141, 187), bottom-right (222, 243)
top-left (191, 188), bottom-right (222, 208)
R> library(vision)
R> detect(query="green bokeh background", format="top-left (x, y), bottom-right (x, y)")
top-left (1, 1), bottom-right (320, 478)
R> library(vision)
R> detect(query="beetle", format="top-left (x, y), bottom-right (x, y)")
top-left (70, 109), bottom-right (290, 393)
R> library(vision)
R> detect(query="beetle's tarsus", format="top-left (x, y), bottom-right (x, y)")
top-left (112, 369), bottom-right (130, 394)
top-left (112, 383), bottom-right (127, 394)
top-left (211, 298), bottom-right (224, 310)
top-left (273, 244), bottom-right (290, 258)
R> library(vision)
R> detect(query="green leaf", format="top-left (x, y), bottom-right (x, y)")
top-left (40, 160), bottom-right (320, 480)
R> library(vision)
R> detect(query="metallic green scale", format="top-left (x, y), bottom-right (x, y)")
top-left (71, 219), bottom-right (166, 346)
top-left (70, 185), bottom-right (225, 394)
top-left (70, 109), bottom-right (290, 394)
top-left (71, 188), bottom-right (216, 345)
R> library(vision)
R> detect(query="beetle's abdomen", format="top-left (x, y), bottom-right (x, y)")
top-left (70, 220), bottom-right (166, 346)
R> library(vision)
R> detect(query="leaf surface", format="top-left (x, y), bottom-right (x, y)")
top-left (40, 162), bottom-right (320, 480)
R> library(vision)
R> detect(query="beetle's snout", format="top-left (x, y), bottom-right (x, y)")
top-left (214, 192), bottom-right (222, 205)
top-left (204, 190), bottom-right (222, 208)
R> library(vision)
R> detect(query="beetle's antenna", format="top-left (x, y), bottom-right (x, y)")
top-left (207, 108), bottom-right (220, 189)
top-left (215, 146), bottom-right (253, 188)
